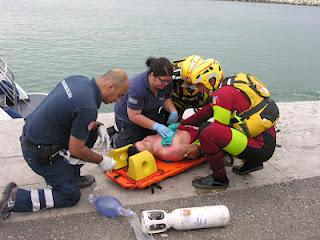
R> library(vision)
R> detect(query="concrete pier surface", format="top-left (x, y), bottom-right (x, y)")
top-left (0, 101), bottom-right (319, 239)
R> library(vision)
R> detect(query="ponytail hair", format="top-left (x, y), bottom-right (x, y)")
top-left (145, 57), bottom-right (173, 77)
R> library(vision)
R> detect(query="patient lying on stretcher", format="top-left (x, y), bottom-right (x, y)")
top-left (133, 125), bottom-right (200, 161)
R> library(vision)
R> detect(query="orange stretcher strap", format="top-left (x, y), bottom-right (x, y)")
top-left (105, 157), bottom-right (207, 189)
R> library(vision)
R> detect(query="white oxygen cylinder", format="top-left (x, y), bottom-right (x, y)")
top-left (141, 205), bottom-right (230, 234)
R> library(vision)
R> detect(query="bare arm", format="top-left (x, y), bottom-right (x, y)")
top-left (127, 107), bottom-right (156, 130)
top-left (153, 130), bottom-right (195, 161)
top-left (182, 143), bottom-right (201, 159)
top-left (156, 143), bottom-right (195, 161)
top-left (163, 98), bottom-right (177, 113)
top-left (135, 130), bottom-right (199, 161)
top-left (68, 135), bottom-right (103, 164)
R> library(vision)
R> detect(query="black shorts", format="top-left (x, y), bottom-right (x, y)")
top-left (238, 132), bottom-right (276, 163)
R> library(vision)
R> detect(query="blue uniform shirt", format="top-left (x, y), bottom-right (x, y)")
top-left (114, 71), bottom-right (172, 123)
top-left (25, 76), bottom-right (101, 149)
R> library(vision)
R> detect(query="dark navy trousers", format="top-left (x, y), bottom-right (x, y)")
top-left (13, 130), bottom-right (97, 212)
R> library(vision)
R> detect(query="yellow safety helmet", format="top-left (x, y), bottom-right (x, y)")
top-left (190, 58), bottom-right (224, 91)
top-left (180, 55), bottom-right (203, 82)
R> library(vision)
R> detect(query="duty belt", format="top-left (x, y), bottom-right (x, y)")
top-left (22, 138), bottom-right (43, 152)
top-left (21, 137), bottom-right (61, 164)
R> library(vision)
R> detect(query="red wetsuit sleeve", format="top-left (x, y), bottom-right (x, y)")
top-left (212, 86), bottom-right (251, 125)
top-left (180, 103), bottom-right (213, 126)
top-left (181, 86), bottom-right (250, 126)
top-left (178, 125), bottom-right (199, 143)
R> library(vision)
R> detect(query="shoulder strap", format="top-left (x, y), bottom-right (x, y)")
top-left (245, 74), bottom-right (266, 98)
top-left (219, 76), bottom-right (235, 88)
top-left (238, 97), bottom-right (270, 120)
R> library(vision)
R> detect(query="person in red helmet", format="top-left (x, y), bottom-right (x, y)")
top-left (181, 58), bottom-right (279, 189)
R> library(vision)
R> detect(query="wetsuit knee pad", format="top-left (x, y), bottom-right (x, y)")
top-left (199, 122), bottom-right (233, 154)
top-left (223, 128), bottom-right (248, 156)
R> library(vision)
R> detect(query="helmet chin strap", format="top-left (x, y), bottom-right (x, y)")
top-left (209, 77), bottom-right (217, 90)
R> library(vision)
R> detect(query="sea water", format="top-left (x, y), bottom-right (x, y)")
top-left (1, 0), bottom-right (319, 112)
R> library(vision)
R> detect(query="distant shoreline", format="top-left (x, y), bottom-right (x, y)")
top-left (225, 0), bottom-right (320, 6)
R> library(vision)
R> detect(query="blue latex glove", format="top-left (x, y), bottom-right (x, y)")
top-left (152, 123), bottom-right (174, 138)
top-left (167, 111), bottom-right (179, 124)
top-left (161, 122), bottom-right (180, 146)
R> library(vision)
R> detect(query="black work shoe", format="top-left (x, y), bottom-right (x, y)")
top-left (192, 175), bottom-right (229, 189)
top-left (232, 162), bottom-right (263, 175)
top-left (0, 182), bottom-right (17, 220)
top-left (78, 175), bottom-right (95, 188)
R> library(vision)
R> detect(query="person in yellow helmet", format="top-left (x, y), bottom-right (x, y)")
top-left (170, 55), bottom-right (212, 119)
top-left (181, 58), bottom-right (279, 189)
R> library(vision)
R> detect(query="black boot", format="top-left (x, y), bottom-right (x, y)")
top-left (78, 175), bottom-right (95, 188)
top-left (0, 182), bottom-right (17, 220)
top-left (232, 160), bottom-right (263, 175)
top-left (192, 175), bottom-right (229, 189)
